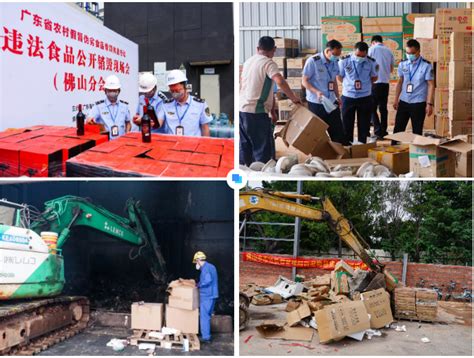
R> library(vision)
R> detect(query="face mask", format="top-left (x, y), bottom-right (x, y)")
top-left (195, 263), bottom-right (200, 270)
top-left (106, 91), bottom-right (119, 101)
top-left (330, 54), bottom-right (340, 62)
top-left (354, 56), bottom-right (366, 63)
top-left (406, 53), bottom-right (418, 62)
top-left (171, 91), bottom-right (185, 101)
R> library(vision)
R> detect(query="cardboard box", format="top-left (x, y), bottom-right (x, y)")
top-left (403, 13), bottom-right (435, 33)
top-left (435, 62), bottom-right (449, 87)
top-left (418, 38), bottom-right (437, 63)
top-left (165, 305), bottom-right (199, 334)
top-left (435, 114), bottom-right (450, 137)
top-left (286, 77), bottom-right (302, 90)
top-left (450, 120), bottom-right (473, 137)
top-left (334, 260), bottom-right (355, 275)
top-left (368, 144), bottom-right (410, 175)
top-left (131, 302), bottom-right (163, 331)
top-left (387, 132), bottom-right (457, 177)
top-left (436, 36), bottom-right (451, 62)
top-left (278, 99), bottom-right (292, 122)
top-left (435, 8), bottom-right (473, 35)
top-left (384, 268), bottom-right (399, 291)
top-left (363, 32), bottom-right (403, 52)
top-left (315, 300), bottom-right (371, 343)
top-left (321, 16), bottom-right (361, 34)
top-left (167, 279), bottom-right (199, 310)
top-left (450, 32), bottom-right (473, 62)
top-left (287, 57), bottom-right (306, 69)
top-left (273, 37), bottom-right (293, 49)
top-left (275, 104), bottom-right (346, 159)
top-left (346, 142), bottom-right (377, 158)
top-left (449, 62), bottom-right (473, 90)
top-left (448, 90), bottom-right (472, 121)
top-left (331, 271), bottom-right (350, 295)
top-left (256, 321), bottom-right (314, 341)
top-left (287, 302), bottom-right (311, 327)
top-left (414, 17), bottom-right (436, 39)
top-left (273, 57), bottom-right (287, 69)
top-left (362, 16), bottom-right (403, 33)
top-left (439, 139), bottom-right (473, 177)
top-left (360, 288), bottom-right (394, 329)
top-left (322, 33), bottom-right (362, 48)
top-left (434, 87), bottom-right (449, 116)
top-left (287, 68), bottom-right (303, 77)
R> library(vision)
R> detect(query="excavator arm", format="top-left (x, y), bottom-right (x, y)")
top-left (29, 195), bottom-right (167, 283)
top-left (239, 189), bottom-right (383, 272)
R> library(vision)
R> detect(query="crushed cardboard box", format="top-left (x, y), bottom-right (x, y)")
top-left (360, 288), bottom-right (394, 329)
top-left (287, 301), bottom-right (312, 327)
top-left (265, 276), bottom-right (305, 299)
top-left (252, 293), bottom-right (283, 306)
top-left (256, 321), bottom-right (314, 341)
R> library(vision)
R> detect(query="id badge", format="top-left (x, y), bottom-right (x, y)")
top-left (328, 81), bottom-right (335, 91)
top-left (176, 125), bottom-right (184, 136)
top-left (111, 125), bottom-right (119, 137)
top-left (406, 83), bottom-right (414, 94)
top-left (354, 80), bottom-right (362, 90)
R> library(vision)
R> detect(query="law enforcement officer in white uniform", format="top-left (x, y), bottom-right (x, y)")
top-left (157, 70), bottom-right (212, 137)
top-left (338, 42), bottom-right (378, 144)
top-left (393, 39), bottom-right (434, 136)
top-left (132, 72), bottom-right (167, 133)
top-left (86, 75), bottom-right (131, 140)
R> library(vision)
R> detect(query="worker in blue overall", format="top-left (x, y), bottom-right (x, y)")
top-left (193, 251), bottom-right (218, 343)
top-left (132, 72), bottom-right (167, 133)
top-left (338, 41), bottom-right (378, 144)
top-left (393, 39), bottom-right (434, 137)
top-left (86, 75), bottom-right (131, 140)
top-left (157, 70), bottom-right (212, 136)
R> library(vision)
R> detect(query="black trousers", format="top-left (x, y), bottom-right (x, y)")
top-left (393, 100), bottom-right (426, 135)
top-left (239, 112), bottom-right (275, 166)
top-left (307, 101), bottom-right (346, 144)
top-left (341, 95), bottom-right (373, 144)
top-left (371, 83), bottom-right (390, 137)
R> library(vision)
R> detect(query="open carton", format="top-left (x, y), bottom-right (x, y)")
top-left (256, 321), bottom-right (314, 342)
top-left (287, 301), bottom-right (312, 327)
top-left (276, 104), bottom-right (346, 160)
top-left (167, 278), bottom-right (199, 310)
top-left (385, 132), bottom-right (471, 177)
top-left (360, 288), bottom-right (393, 329)
top-left (315, 300), bottom-right (371, 343)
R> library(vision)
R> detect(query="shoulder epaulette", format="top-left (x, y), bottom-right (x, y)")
top-left (421, 58), bottom-right (431, 64)
top-left (119, 100), bottom-right (128, 105)
top-left (157, 92), bottom-right (168, 101)
top-left (164, 98), bottom-right (174, 104)
top-left (96, 100), bottom-right (104, 105)
top-left (312, 55), bottom-right (321, 61)
top-left (193, 96), bottom-right (204, 103)
top-left (341, 55), bottom-right (350, 60)
top-left (367, 56), bottom-right (375, 61)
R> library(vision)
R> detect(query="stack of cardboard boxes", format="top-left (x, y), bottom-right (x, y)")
top-left (321, 16), bottom-right (362, 57)
top-left (166, 279), bottom-right (200, 334)
top-left (413, 9), bottom-right (473, 138)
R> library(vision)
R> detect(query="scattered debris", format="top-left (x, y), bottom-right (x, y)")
top-left (265, 276), bottom-right (304, 299)
top-left (138, 343), bottom-right (156, 350)
top-left (365, 329), bottom-right (382, 340)
top-left (244, 335), bottom-right (253, 344)
top-left (106, 338), bottom-right (127, 351)
top-left (393, 324), bottom-right (407, 332)
top-left (279, 342), bottom-right (315, 350)
top-left (421, 337), bottom-right (431, 343)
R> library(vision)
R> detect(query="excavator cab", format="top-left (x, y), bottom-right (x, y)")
top-left (0, 199), bottom-right (25, 227)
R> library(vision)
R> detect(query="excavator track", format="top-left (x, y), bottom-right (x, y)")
top-left (0, 296), bottom-right (90, 355)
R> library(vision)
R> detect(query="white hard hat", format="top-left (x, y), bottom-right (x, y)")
top-left (104, 75), bottom-right (121, 90)
top-left (167, 70), bottom-right (188, 86)
top-left (139, 73), bottom-right (158, 93)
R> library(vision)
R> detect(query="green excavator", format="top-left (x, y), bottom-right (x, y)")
top-left (0, 195), bottom-right (167, 354)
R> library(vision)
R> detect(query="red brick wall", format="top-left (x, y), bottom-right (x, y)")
top-left (240, 253), bottom-right (473, 294)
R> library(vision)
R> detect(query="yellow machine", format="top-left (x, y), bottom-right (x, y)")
top-left (239, 189), bottom-right (398, 330)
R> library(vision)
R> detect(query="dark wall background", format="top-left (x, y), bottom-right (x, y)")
top-left (104, 2), bottom-right (234, 120)
top-left (0, 181), bottom-right (234, 315)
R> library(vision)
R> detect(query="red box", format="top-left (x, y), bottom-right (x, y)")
top-left (0, 142), bottom-right (30, 176)
top-left (195, 143), bottom-right (224, 155)
top-left (217, 167), bottom-right (230, 177)
top-left (114, 158), bottom-right (169, 176)
top-left (219, 153), bottom-right (234, 169)
top-left (187, 153), bottom-right (221, 167)
top-left (19, 144), bottom-right (64, 177)
top-left (172, 138), bottom-right (200, 152)
top-left (0, 131), bottom-right (44, 144)
top-left (161, 162), bottom-right (218, 177)
top-left (160, 150), bottom-right (192, 164)
top-left (146, 148), bottom-right (168, 160)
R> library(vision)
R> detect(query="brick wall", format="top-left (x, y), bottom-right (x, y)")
top-left (240, 253), bottom-right (473, 294)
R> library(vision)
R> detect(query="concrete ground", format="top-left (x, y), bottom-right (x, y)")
top-left (40, 326), bottom-right (233, 356)
top-left (240, 303), bottom-right (473, 356)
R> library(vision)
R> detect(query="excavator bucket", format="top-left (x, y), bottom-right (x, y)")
top-left (126, 199), bottom-right (167, 284)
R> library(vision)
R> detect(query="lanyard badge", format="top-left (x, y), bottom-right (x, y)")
top-left (175, 125), bottom-right (184, 136)
top-left (406, 83), bottom-right (414, 93)
top-left (351, 60), bottom-right (362, 90)
top-left (111, 125), bottom-right (119, 137)
top-left (328, 81), bottom-right (335, 91)
top-left (174, 101), bottom-right (190, 137)
top-left (407, 59), bottom-right (422, 95)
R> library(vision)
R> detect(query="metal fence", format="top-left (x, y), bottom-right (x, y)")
top-left (239, 2), bottom-right (466, 63)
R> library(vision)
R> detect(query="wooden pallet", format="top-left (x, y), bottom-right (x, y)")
top-left (128, 330), bottom-right (200, 351)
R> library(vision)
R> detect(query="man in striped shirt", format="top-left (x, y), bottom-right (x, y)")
top-left (239, 36), bottom-right (301, 166)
